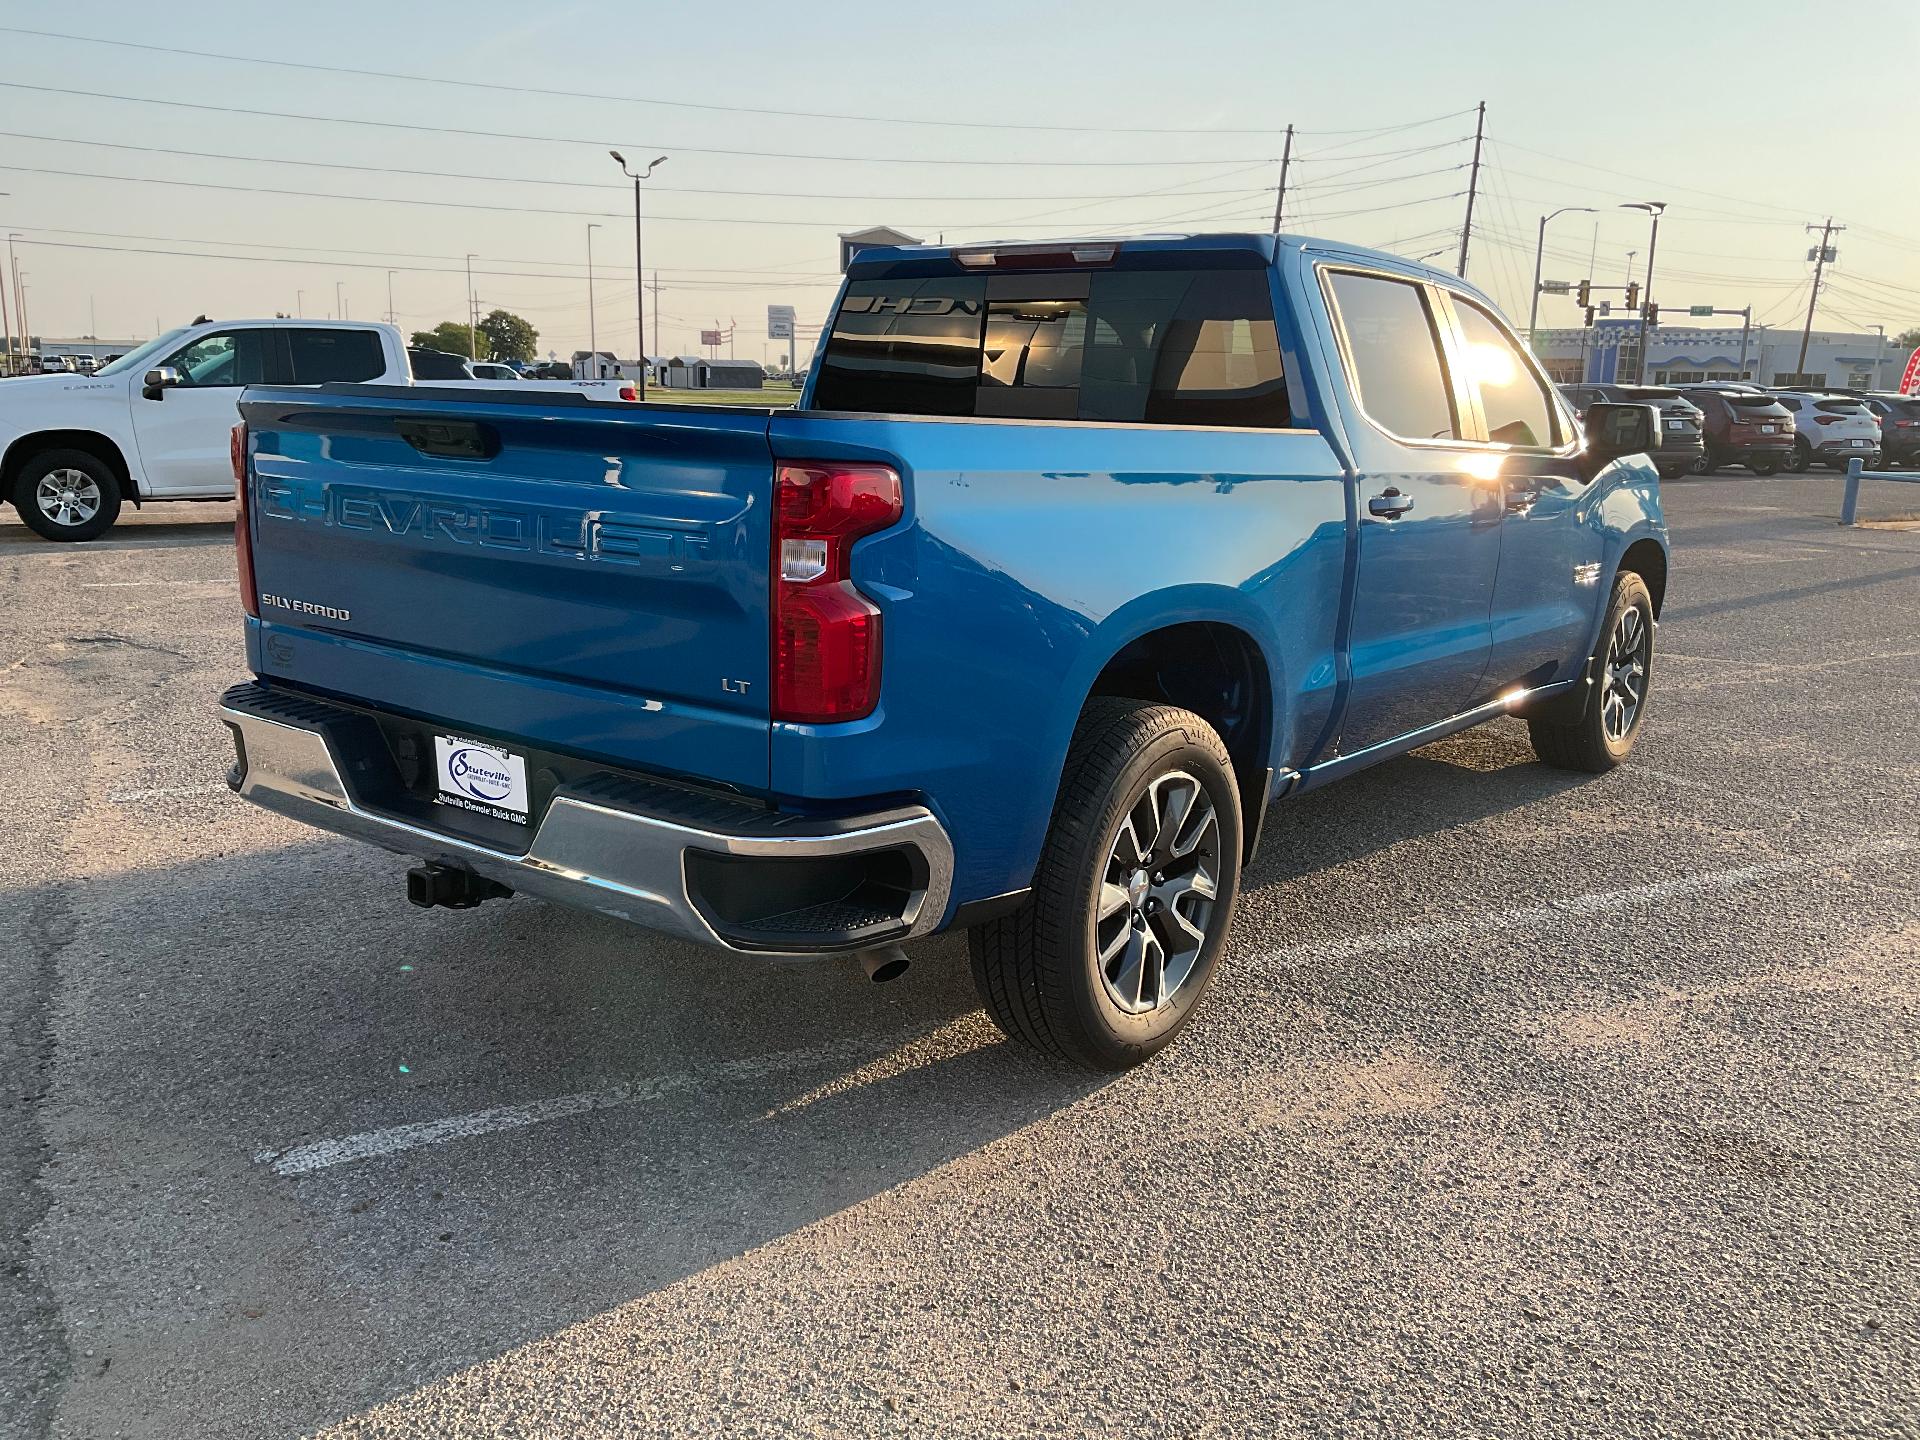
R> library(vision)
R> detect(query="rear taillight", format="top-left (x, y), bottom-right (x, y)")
top-left (619, 384), bottom-right (638, 401)
top-left (231, 423), bottom-right (258, 618)
top-left (772, 462), bottom-right (903, 723)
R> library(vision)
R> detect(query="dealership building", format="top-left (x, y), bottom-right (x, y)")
top-left (1531, 319), bottom-right (1907, 392)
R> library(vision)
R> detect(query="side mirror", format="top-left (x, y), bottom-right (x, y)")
top-left (1582, 402), bottom-right (1658, 473)
top-left (142, 366), bottom-right (182, 401)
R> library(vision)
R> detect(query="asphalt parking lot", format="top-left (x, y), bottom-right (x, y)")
top-left (3, 473), bottom-right (1917, 1439)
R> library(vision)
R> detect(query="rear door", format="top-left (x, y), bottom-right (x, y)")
top-left (244, 388), bottom-right (776, 790)
top-left (1319, 266), bottom-right (1503, 753)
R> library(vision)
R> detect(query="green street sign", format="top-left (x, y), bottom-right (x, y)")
top-left (1689, 305), bottom-right (1715, 316)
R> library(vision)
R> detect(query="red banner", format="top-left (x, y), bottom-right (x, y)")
top-left (1901, 346), bottom-right (1920, 397)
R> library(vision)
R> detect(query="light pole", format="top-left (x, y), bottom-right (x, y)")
top-left (335, 280), bottom-right (345, 321)
top-left (386, 270), bottom-right (397, 326)
top-left (0, 201), bottom-right (11, 377)
top-left (1528, 206), bottom-right (1594, 346)
top-left (464, 254), bottom-right (477, 359)
top-left (296, 289), bottom-right (304, 319)
top-left (7, 232), bottom-right (23, 373)
top-left (610, 151), bottom-right (668, 398)
top-left (1622, 201), bottom-right (1665, 383)
top-left (585, 222), bottom-right (601, 374)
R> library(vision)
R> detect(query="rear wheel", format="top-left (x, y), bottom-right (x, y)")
top-left (1785, 438), bottom-right (1812, 474)
top-left (968, 698), bottom-right (1242, 1071)
top-left (1689, 454), bottom-right (1716, 476)
top-left (10, 449), bottom-right (124, 542)
top-left (1528, 570), bottom-right (1655, 773)
top-left (1749, 456), bottom-right (1782, 477)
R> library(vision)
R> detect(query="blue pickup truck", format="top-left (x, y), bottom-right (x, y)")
top-left (221, 233), bottom-right (1668, 1071)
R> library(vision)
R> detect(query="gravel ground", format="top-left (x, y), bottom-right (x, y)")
top-left (2, 474), bottom-right (1916, 1439)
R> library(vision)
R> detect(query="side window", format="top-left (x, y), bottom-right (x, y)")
top-left (163, 330), bottom-right (274, 388)
top-left (287, 328), bottom-right (386, 384)
top-left (1452, 300), bottom-right (1558, 448)
top-left (1324, 271), bottom-right (1461, 442)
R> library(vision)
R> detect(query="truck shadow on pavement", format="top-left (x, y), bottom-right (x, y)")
top-left (20, 833), bottom-right (1105, 1437)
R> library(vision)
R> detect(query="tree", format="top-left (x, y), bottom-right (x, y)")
top-left (477, 309), bottom-right (538, 364)
top-left (1895, 327), bottom-right (1920, 354)
top-left (409, 321), bottom-right (480, 358)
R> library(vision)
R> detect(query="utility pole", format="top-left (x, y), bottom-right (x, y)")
top-left (1797, 218), bottom-right (1843, 379)
top-left (464, 254), bottom-right (477, 359)
top-left (1738, 305), bottom-right (1752, 380)
top-left (1456, 101), bottom-right (1485, 277)
top-left (585, 224), bottom-right (601, 371)
top-left (1271, 125), bottom-right (1294, 234)
top-left (386, 270), bottom-right (396, 326)
top-left (651, 270), bottom-right (661, 359)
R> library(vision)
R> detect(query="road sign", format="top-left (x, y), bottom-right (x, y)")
top-left (767, 304), bottom-right (796, 340)
top-left (1901, 346), bottom-right (1920, 397)
top-left (1689, 305), bottom-right (1715, 317)
top-left (700, 328), bottom-right (723, 347)
top-left (1598, 301), bottom-right (1611, 315)
top-left (1540, 280), bottom-right (1571, 295)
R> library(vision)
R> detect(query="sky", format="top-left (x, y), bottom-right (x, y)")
top-left (2, 0), bottom-right (1917, 364)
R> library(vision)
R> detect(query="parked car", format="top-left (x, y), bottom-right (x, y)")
top-left (1861, 393), bottom-right (1920, 467)
top-left (38, 354), bottom-right (72, 374)
top-left (1559, 383), bottom-right (1703, 479)
top-left (466, 361), bottom-right (520, 382)
top-left (1766, 390), bottom-right (1882, 472)
top-left (222, 233), bottom-right (1669, 1071)
top-left (1672, 387), bottom-right (1796, 475)
top-left (1, 320), bottom-right (640, 541)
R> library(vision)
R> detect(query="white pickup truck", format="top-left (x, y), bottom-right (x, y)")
top-left (0, 317), bottom-right (637, 541)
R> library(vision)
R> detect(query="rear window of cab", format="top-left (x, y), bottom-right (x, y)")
top-left (813, 268), bottom-right (1291, 429)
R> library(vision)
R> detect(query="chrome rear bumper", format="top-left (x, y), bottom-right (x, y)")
top-left (219, 684), bottom-right (953, 958)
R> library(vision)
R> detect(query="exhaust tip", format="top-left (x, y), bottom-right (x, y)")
top-left (859, 946), bottom-right (911, 984)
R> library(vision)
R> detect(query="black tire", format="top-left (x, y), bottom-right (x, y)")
top-left (1749, 456), bottom-right (1782, 477)
top-left (10, 448), bottom-right (123, 541)
top-left (968, 698), bottom-right (1242, 1072)
top-left (1528, 570), bottom-right (1655, 773)
top-left (1785, 438), bottom-right (1812, 474)
top-left (1689, 454), bottom-right (1715, 476)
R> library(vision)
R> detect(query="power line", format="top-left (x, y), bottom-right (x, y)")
top-left (0, 162), bottom-right (1272, 229)
top-left (0, 24), bottom-right (1305, 137)
top-left (0, 80), bottom-right (1277, 167)
top-left (0, 131), bottom-right (1271, 203)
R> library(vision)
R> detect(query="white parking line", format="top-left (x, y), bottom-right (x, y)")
top-left (257, 1030), bottom-right (923, 1178)
top-left (1253, 834), bottom-right (1916, 971)
top-left (79, 580), bottom-right (229, 588)
top-left (258, 837), bottom-right (1916, 1179)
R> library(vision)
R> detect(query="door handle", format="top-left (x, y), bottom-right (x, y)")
top-left (1368, 487), bottom-right (1414, 518)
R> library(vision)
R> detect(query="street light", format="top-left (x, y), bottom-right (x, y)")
top-left (1528, 206), bottom-right (1595, 345)
top-left (610, 151), bottom-right (668, 398)
top-left (6, 232), bottom-right (23, 375)
top-left (386, 270), bottom-right (397, 326)
top-left (465, 254), bottom-right (478, 359)
top-left (296, 289), bottom-right (304, 319)
top-left (585, 222), bottom-right (602, 374)
top-left (1621, 201), bottom-right (1666, 383)
top-left (335, 280), bottom-right (346, 322)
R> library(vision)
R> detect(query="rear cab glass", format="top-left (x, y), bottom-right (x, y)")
top-left (813, 263), bottom-right (1291, 428)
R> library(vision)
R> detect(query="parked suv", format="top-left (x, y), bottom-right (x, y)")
top-left (1559, 384), bottom-right (1703, 479)
top-left (1767, 390), bottom-right (1881, 472)
top-left (1861, 393), bottom-right (1920, 467)
top-left (1674, 386), bottom-right (1795, 475)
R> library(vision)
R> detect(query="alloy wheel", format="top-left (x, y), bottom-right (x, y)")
top-left (1095, 770), bottom-right (1220, 1015)
top-left (1601, 605), bottom-right (1651, 743)
top-left (35, 469), bottom-right (102, 528)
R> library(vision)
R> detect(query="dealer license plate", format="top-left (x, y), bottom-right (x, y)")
top-left (433, 735), bottom-right (530, 823)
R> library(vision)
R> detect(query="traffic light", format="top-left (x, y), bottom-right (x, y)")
top-left (1645, 303), bottom-right (1660, 327)
top-left (1624, 281), bottom-right (1640, 311)
top-left (1584, 306), bottom-right (1596, 326)
top-left (1575, 279), bottom-right (1591, 308)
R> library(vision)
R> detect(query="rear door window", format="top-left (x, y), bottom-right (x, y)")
top-left (287, 328), bottom-right (387, 384)
top-left (813, 266), bottom-right (1290, 428)
top-left (1323, 270), bottom-right (1461, 442)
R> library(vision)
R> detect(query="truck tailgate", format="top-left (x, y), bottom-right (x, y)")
top-left (239, 387), bottom-right (774, 792)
